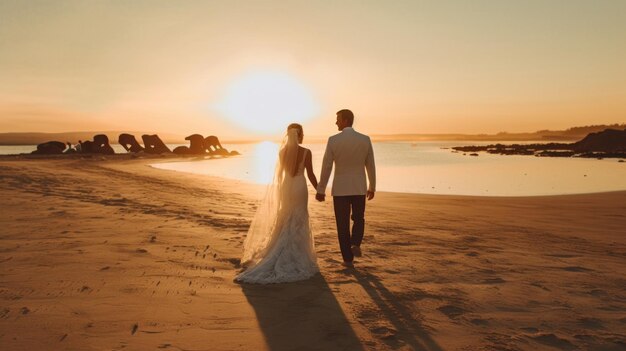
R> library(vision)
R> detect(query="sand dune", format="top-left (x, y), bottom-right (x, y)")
top-left (0, 155), bottom-right (625, 350)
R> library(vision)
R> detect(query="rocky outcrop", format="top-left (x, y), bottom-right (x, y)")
top-left (119, 133), bottom-right (144, 153)
top-left (172, 134), bottom-right (240, 156)
top-left (205, 135), bottom-right (235, 156)
top-left (572, 129), bottom-right (626, 152)
top-left (32, 141), bottom-right (66, 155)
top-left (173, 134), bottom-right (206, 155)
top-left (141, 134), bottom-right (171, 154)
top-left (78, 135), bottom-right (115, 154)
top-left (453, 129), bottom-right (626, 159)
top-left (93, 134), bottom-right (115, 154)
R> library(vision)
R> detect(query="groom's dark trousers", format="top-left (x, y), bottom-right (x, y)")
top-left (333, 195), bottom-right (366, 262)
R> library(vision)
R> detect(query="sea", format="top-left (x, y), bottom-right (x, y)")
top-left (3, 142), bottom-right (625, 196)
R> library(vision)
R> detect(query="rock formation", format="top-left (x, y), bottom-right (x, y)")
top-left (173, 134), bottom-right (206, 155)
top-left (32, 141), bottom-right (66, 155)
top-left (204, 135), bottom-right (239, 156)
top-left (141, 134), bottom-right (171, 154)
top-left (572, 129), bottom-right (626, 152)
top-left (118, 133), bottom-right (144, 153)
top-left (453, 129), bottom-right (626, 159)
top-left (93, 134), bottom-right (115, 155)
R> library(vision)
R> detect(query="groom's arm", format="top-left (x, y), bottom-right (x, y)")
top-left (316, 139), bottom-right (334, 198)
top-left (365, 137), bottom-right (376, 200)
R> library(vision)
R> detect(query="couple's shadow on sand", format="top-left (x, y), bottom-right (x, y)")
top-left (241, 271), bottom-right (442, 351)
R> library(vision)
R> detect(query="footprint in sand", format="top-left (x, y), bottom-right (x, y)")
top-left (577, 317), bottom-right (604, 330)
top-left (371, 326), bottom-right (397, 339)
top-left (530, 281), bottom-right (551, 291)
top-left (470, 318), bottom-right (489, 326)
top-left (437, 305), bottom-right (465, 319)
top-left (561, 266), bottom-right (593, 272)
top-left (529, 333), bottom-right (575, 351)
top-left (588, 289), bottom-right (608, 297)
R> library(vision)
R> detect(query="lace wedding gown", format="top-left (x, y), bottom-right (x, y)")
top-left (235, 146), bottom-right (319, 284)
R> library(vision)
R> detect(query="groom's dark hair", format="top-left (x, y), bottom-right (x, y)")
top-left (337, 109), bottom-right (354, 126)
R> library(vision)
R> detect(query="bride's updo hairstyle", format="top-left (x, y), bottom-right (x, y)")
top-left (287, 123), bottom-right (303, 144)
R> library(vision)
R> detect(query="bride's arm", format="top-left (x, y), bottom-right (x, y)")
top-left (304, 149), bottom-right (318, 189)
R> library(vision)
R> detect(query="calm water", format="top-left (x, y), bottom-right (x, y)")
top-left (149, 141), bottom-right (626, 197)
top-left (2, 142), bottom-right (624, 196)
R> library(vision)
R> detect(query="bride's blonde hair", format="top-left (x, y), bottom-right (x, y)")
top-left (287, 123), bottom-right (303, 140)
top-left (284, 123), bottom-right (303, 176)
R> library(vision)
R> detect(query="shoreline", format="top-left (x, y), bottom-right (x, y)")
top-left (148, 156), bottom-right (626, 199)
top-left (1, 156), bottom-right (625, 350)
top-left (2, 152), bottom-right (625, 198)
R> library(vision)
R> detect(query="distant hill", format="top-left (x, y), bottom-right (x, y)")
top-left (0, 131), bottom-right (186, 145)
top-left (0, 124), bottom-right (624, 144)
top-left (573, 128), bottom-right (626, 152)
top-left (535, 123), bottom-right (626, 140)
top-left (370, 123), bottom-right (626, 142)
top-left (452, 128), bottom-right (626, 158)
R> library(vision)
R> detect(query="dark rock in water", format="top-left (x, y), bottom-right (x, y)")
top-left (536, 150), bottom-right (576, 157)
top-left (205, 135), bottom-right (239, 156)
top-left (204, 135), bottom-right (225, 155)
top-left (171, 134), bottom-right (240, 156)
top-left (173, 134), bottom-right (206, 155)
top-left (469, 153), bottom-right (479, 156)
top-left (453, 128), bottom-right (626, 159)
top-left (119, 133), bottom-right (144, 153)
top-left (142, 134), bottom-right (171, 154)
top-left (573, 129), bottom-right (626, 152)
top-left (93, 134), bottom-right (115, 155)
top-left (32, 141), bottom-right (66, 154)
top-left (78, 135), bottom-right (115, 154)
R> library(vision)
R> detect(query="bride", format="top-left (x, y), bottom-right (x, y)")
top-left (235, 123), bottom-right (320, 284)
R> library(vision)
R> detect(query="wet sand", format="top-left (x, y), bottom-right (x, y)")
top-left (0, 155), bottom-right (625, 350)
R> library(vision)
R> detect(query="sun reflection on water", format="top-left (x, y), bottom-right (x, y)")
top-left (252, 141), bottom-right (279, 184)
top-left (150, 141), bottom-right (626, 196)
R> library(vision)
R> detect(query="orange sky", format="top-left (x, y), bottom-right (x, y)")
top-left (1, 1), bottom-right (625, 139)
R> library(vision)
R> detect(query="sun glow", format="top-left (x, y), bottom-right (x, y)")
top-left (252, 141), bottom-right (280, 184)
top-left (214, 70), bottom-right (319, 135)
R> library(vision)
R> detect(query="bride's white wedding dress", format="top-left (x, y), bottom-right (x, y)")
top-left (235, 130), bottom-right (318, 284)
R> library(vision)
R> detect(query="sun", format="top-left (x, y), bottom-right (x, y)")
top-left (214, 70), bottom-right (319, 135)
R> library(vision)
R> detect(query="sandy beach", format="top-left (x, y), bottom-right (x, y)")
top-left (1, 155), bottom-right (625, 351)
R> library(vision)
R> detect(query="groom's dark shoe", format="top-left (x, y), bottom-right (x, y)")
top-left (341, 261), bottom-right (354, 268)
top-left (351, 245), bottom-right (362, 257)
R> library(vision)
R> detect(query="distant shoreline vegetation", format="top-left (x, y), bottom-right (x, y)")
top-left (0, 124), bottom-right (624, 145)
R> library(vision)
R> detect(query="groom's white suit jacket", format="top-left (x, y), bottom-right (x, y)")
top-left (317, 127), bottom-right (376, 196)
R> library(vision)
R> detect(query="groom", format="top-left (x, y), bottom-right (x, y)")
top-left (316, 109), bottom-right (376, 268)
